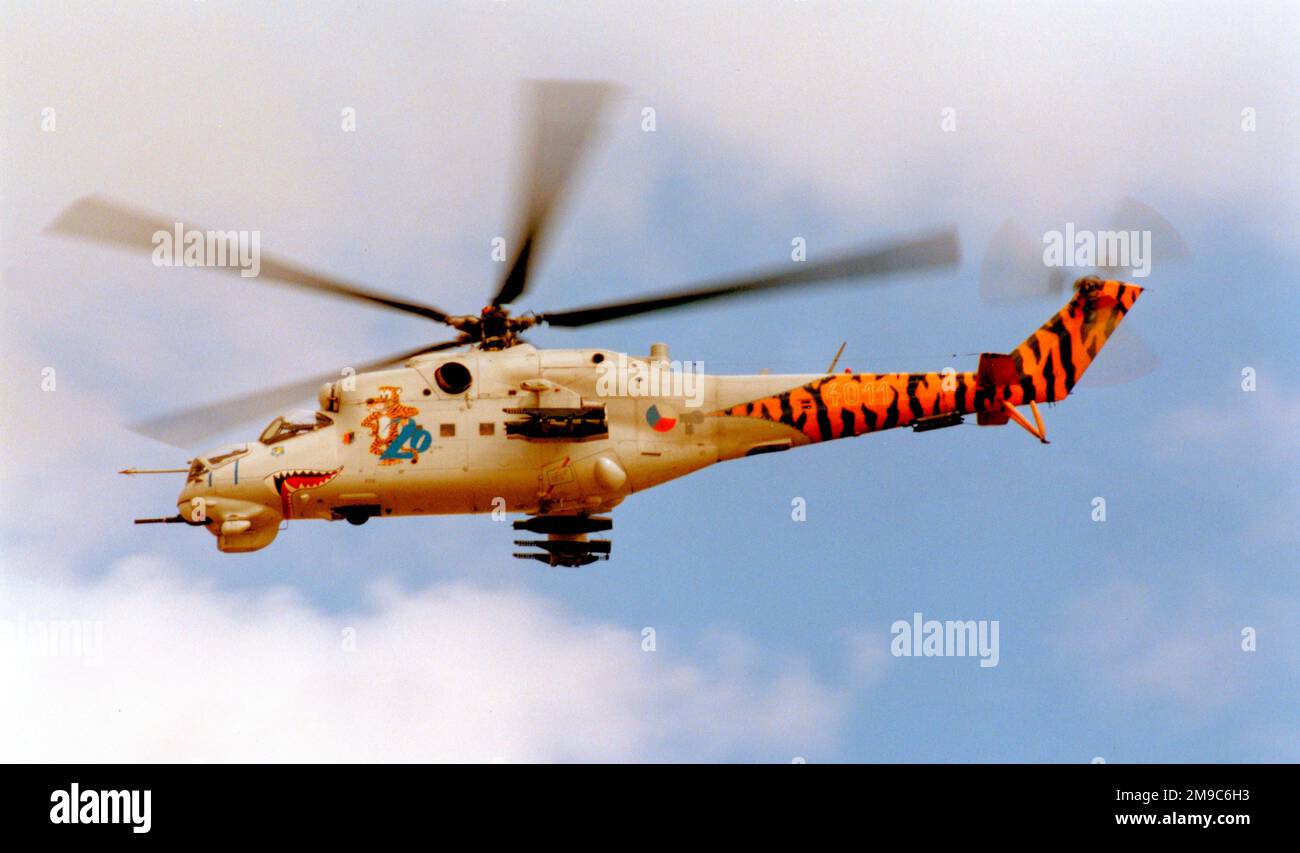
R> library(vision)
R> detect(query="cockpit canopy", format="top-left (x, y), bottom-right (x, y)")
top-left (259, 410), bottom-right (334, 445)
top-left (187, 443), bottom-right (249, 481)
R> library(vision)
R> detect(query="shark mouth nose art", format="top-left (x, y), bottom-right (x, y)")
top-left (271, 468), bottom-right (342, 517)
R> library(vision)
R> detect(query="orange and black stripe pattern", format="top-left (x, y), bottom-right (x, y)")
top-left (711, 277), bottom-right (1143, 443)
top-left (1010, 277), bottom-right (1143, 404)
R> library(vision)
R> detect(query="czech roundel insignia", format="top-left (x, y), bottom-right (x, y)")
top-left (645, 403), bottom-right (678, 432)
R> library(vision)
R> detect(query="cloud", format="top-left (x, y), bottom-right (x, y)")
top-left (1145, 384), bottom-right (1300, 458)
top-left (1054, 577), bottom-right (1251, 717)
top-left (0, 555), bottom-right (854, 762)
top-left (1140, 384), bottom-right (1300, 551)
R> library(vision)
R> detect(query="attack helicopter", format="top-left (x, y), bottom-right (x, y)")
top-left (50, 81), bottom-right (1142, 566)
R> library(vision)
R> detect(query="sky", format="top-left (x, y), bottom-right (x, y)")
top-left (1, 1), bottom-right (1297, 762)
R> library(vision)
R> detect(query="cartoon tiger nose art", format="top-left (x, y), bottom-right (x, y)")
top-left (361, 386), bottom-right (426, 465)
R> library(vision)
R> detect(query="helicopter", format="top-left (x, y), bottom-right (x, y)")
top-left (49, 81), bottom-right (1142, 567)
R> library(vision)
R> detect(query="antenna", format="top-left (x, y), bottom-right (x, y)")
top-left (825, 341), bottom-right (847, 374)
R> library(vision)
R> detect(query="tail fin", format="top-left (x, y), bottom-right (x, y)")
top-left (1011, 277), bottom-right (1144, 403)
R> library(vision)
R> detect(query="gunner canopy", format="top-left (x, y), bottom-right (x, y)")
top-left (259, 410), bottom-right (334, 445)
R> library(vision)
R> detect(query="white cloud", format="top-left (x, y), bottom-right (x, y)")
top-left (0, 555), bottom-right (856, 762)
top-left (1145, 385), bottom-right (1300, 458)
top-left (1055, 577), bottom-right (1247, 716)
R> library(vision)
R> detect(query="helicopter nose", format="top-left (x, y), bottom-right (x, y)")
top-left (176, 483), bottom-right (209, 524)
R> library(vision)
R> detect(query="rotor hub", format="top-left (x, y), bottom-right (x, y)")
top-left (442, 306), bottom-right (540, 349)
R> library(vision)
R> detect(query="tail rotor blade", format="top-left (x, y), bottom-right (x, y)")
top-left (978, 219), bottom-right (1066, 302)
top-left (1076, 324), bottom-right (1161, 387)
top-left (1097, 196), bottom-right (1192, 279)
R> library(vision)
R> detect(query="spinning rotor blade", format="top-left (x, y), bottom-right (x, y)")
top-left (1076, 324), bottom-right (1161, 387)
top-left (492, 80), bottom-right (616, 307)
top-left (977, 203), bottom-right (1181, 386)
top-left (979, 199), bottom-right (1190, 301)
top-left (48, 196), bottom-right (454, 324)
top-left (130, 339), bottom-right (466, 449)
top-left (540, 229), bottom-right (961, 328)
top-left (1095, 197), bottom-right (1193, 280)
top-left (978, 219), bottom-right (1069, 302)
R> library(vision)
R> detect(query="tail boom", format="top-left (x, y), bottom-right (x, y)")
top-left (709, 277), bottom-right (1143, 444)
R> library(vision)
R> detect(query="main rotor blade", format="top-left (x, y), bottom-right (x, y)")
top-left (48, 196), bottom-right (454, 324)
top-left (541, 229), bottom-right (961, 328)
top-left (130, 339), bottom-right (466, 448)
top-left (492, 80), bottom-right (615, 307)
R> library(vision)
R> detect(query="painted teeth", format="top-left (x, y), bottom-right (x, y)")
top-left (271, 467), bottom-right (341, 520)
top-left (272, 468), bottom-right (341, 488)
